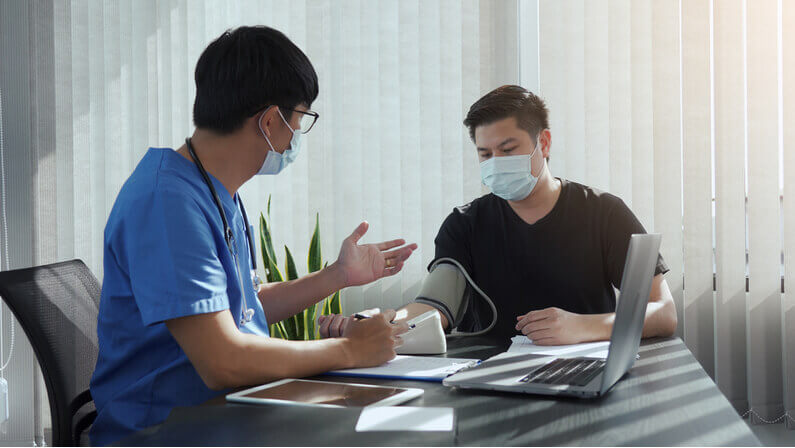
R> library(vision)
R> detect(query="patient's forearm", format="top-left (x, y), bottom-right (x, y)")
top-left (398, 302), bottom-right (450, 329)
top-left (579, 300), bottom-right (678, 342)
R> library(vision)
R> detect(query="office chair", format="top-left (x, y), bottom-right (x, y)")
top-left (0, 260), bottom-right (100, 446)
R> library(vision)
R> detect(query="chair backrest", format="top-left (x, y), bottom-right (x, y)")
top-left (0, 260), bottom-right (100, 446)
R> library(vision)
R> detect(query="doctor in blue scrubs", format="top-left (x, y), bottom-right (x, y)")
top-left (89, 26), bottom-right (417, 445)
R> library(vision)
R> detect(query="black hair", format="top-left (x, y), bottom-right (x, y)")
top-left (463, 85), bottom-right (549, 143)
top-left (192, 26), bottom-right (319, 134)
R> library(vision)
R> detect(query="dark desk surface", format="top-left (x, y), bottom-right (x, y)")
top-left (119, 337), bottom-right (760, 446)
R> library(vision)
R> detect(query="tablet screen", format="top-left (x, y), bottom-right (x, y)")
top-left (241, 380), bottom-right (408, 407)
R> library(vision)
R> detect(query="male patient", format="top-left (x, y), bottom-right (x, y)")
top-left (321, 85), bottom-right (677, 344)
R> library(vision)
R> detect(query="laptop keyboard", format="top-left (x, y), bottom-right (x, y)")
top-left (518, 357), bottom-right (605, 386)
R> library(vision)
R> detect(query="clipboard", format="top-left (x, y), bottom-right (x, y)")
top-left (325, 355), bottom-right (480, 382)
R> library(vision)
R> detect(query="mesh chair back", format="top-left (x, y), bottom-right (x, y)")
top-left (0, 260), bottom-right (100, 446)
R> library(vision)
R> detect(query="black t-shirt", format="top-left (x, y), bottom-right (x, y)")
top-left (431, 178), bottom-right (669, 341)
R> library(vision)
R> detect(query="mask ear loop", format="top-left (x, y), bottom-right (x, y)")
top-left (259, 106), bottom-right (297, 153)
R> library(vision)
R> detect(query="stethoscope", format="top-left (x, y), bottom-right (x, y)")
top-left (186, 138), bottom-right (259, 326)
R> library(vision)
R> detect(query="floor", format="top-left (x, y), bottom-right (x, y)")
top-left (748, 419), bottom-right (795, 446)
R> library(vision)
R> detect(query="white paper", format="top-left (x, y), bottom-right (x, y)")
top-left (355, 407), bottom-right (454, 432)
top-left (508, 336), bottom-right (610, 359)
top-left (329, 355), bottom-right (479, 380)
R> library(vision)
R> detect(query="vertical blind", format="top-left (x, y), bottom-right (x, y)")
top-left (28, 0), bottom-right (518, 314)
top-left (4, 0), bottom-right (522, 442)
top-left (7, 0), bottom-right (795, 441)
top-left (532, 0), bottom-right (793, 427)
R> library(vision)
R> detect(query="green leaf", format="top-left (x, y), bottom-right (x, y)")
top-left (284, 246), bottom-right (299, 281)
top-left (267, 256), bottom-right (284, 283)
top-left (329, 290), bottom-right (342, 315)
top-left (303, 308), bottom-right (311, 340)
top-left (267, 195), bottom-right (272, 217)
top-left (269, 323), bottom-right (283, 339)
top-left (305, 302), bottom-right (320, 340)
top-left (281, 314), bottom-right (299, 340)
top-left (307, 214), bottom-right (322, 273)
top-left (294, 313), bottom-right (306, 341)
top-left (278, 321), bottom-right (289, 340)
top-left (259, 213), bottom-right (272, 279)
top-left (260, 208), bottom-right (278, 269)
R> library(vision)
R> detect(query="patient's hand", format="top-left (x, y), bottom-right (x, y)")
top-left (318, 314), bottom-right (351, 338)
top-left (318, 307), bottom-right (381, 338)
top-left (515, 307), bottom-right (589, 345)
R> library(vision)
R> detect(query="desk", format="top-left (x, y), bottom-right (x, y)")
top-left (118, 337), bottom-right (760, 446)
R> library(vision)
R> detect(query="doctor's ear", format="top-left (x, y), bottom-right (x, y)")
top-left (255, 106), bottom-right (280, 138)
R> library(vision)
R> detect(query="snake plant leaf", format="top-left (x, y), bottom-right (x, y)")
top-left (267, 256), bottom-right (283, 283)
top-left (283, 247), bottom-right (305, 338)
top-left (291, 313), bottom-right (304, 341)
top-left (269, 323), bottom-right (282, 339)
top-left (329, 290), bottom-right (342, 315)
top-left (312, 302), bottom-right (321, 339)
top-left (259, 213), bottom-right (272, 279)
top-left (281, 313), bottom-right (299, 340)
top-left (307, 214), bottom-right (322, 273)
top-left (302, 308), bottom-right (311, 340)
top-left (276, 321), bottom-right (290, 340)
top-left (284, 246), bottom-right (299, 281)
top-left (305, 301), bottom-right (320, 340)
top-left (261, 209), bottom-right (278, 269)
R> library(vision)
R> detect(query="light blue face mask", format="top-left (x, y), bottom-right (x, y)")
top-left (257, 108), bottom-right (303, 175)
top-left (479, 136), bottom-right (544, 201)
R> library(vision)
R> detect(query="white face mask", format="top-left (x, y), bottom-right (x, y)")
top-left (479, 136), bottom-right (544, 201)
top-left (257, 108), bottom-right (303, 176)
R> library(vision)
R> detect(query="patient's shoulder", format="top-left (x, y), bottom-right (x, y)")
top-left (561, 179), bottom-right (626, 210)
top-left (449, 193), bottom-right (498, 221)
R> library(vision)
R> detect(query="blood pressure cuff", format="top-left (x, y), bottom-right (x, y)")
top-left (413, 262), bottom-right (469, 332)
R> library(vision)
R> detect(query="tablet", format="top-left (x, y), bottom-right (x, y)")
top-left (226, 379), bottom-right (424, 408)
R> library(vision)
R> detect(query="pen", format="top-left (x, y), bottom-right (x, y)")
top-left (353, 313), bottom-right (415, 329)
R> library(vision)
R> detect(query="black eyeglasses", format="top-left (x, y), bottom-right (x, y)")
top-left (282, 107), bottom-right (319, 134)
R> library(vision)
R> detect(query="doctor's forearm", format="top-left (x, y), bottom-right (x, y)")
top-left (216, 334), bottom-right (354, 388)
top-left (257, 264), bottom-right (347, 323)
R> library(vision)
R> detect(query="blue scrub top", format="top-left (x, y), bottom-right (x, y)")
top-left (90, 148), bottom-right (270, 446)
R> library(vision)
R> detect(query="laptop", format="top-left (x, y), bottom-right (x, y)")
top-left (443, 233), bottom-right (662, 398)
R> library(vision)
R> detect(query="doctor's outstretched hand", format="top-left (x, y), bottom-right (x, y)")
top-left (331, 221), bottom-right (417, 288)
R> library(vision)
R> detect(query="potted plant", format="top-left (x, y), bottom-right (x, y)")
top-left (259, 196), bottom-right (341, 340)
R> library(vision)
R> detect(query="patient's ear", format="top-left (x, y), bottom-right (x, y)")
top-left (539, 130), bottom-right (552, 158)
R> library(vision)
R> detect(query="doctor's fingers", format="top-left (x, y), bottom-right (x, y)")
top-left (391, 321), bottom-right (410, 337)
top-left (379, 309), bottom-right (398, 323)
top-left (375, 238), bottom-right (407, 251)
top-left (382, 261), bottom-right (405, 277)
top-left (392, 335), bottom-right (405, 348)
top-left (382, 245), bottom-right (417, 261)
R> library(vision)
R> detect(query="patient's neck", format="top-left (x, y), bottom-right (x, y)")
top-left (506, 165), bottom-right (561, 225)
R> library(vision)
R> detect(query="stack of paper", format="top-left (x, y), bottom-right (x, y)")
top-left (355, 407), bottom-right (454, 432)
top-left (507, 336), bottom-right (610, 359)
